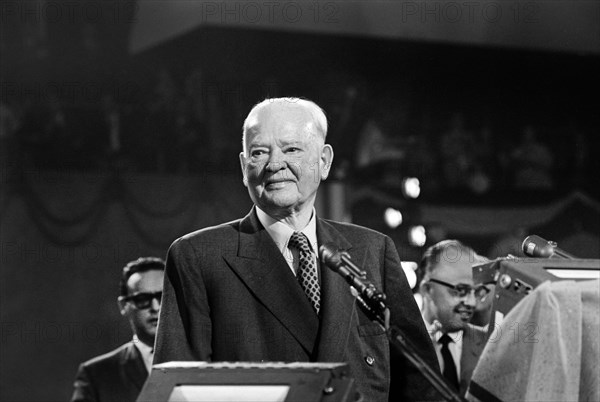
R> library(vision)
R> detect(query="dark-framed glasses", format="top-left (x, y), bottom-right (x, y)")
top-left (119, 291), bottom-right (162, 309)
top-left (428, 278), bottom-right (490, 300)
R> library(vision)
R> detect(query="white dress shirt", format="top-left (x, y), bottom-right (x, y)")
top-left (255, 206), bottom-right (319, 278)
top-left (425, 320), bottom-right (464, 380)
top-left (133, 335), bottom-right (154, 373)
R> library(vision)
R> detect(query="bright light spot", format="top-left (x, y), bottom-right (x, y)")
top-left (401, 261), bottom-right (418, 289)
top-left (413, 293), bottom-right (423, 311)
top-left (408, 225), bottom-right (426, 247)
top-left (384, 208), bottom-right (403, 228)
top-left (402, 177), bottom-right (421, 199)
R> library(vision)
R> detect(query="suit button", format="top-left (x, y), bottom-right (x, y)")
top-left (365, 356), bottom-right (375, 366)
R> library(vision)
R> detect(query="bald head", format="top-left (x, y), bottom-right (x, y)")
top-left (242, 98), bottom-right (328, 156)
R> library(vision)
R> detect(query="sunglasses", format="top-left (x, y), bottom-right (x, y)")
top-left (428, 278), bottom-right (490, 300)
top-left (119, 291), bottom-right (162, 309)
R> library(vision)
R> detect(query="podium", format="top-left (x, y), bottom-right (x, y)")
top-left (473, 257), bottom-right (600, 329)
top-left (137, 362), bottom-right (358, 402)
top-left (469, 258), bottom-right (600, 401)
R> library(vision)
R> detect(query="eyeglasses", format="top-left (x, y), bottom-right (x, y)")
top-left (428, 278), bottom-right (490, 300)
top-left (119, 291), bottom-right (162, 309)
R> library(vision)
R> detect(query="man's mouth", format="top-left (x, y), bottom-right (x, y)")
top-left (456, 309), bottom-right (473, 321)
top-left (265, 180), bottom-right (293, 189)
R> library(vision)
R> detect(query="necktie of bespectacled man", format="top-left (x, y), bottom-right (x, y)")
top-left (439, 334), bottom-right (460, 391)
top-left (288, 231), bottom-right (320, 314)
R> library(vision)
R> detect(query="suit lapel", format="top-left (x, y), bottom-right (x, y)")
top-left (121, 342), bottom-right (148, 391)
top-left (315, 219), bottom-right (357, 362)
top-left (461, 326), bottom-right (485, 390)
top-left (223, 208), bottom-right (319, 354)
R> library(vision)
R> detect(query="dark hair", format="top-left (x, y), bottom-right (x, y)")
top-left (119, 257), bottom-right (165, 296)
top-left (418, 240), bottom-right (476, 286)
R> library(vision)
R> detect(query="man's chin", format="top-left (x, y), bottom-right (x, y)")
top-left (258, 194), bottom-right (299, 211)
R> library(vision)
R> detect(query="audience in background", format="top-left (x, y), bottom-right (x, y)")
top-left (439, 112), bottom-right (475, 189)
top-left (509, 125), bottom-right (555, 190)
top-left (4, 66), bottom-right (594, 197)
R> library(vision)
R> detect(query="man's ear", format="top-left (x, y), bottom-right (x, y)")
top-left (239, 152), bottom-right (248, 186)
top-left (118, 298), bottom-right (127, 316)
top-left (419, 281), bottom-right (431, 297)
top-left (320, 144), bottom-right (334, 180)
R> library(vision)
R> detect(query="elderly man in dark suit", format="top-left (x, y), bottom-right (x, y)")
top-left (419, 240), bottom-right (488, 396)
top-left (153, 98), bottom-right (439, 401)
top-left (71, 257), bottom-right (165, 402)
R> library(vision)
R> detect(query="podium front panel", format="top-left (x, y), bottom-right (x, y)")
top-left (137, 362), bottom-right (357, 402)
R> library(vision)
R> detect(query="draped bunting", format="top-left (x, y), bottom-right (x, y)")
top-left (0, 169), bottom-right (251, 402)
top-left (1, 169), bottom-right (599, 401)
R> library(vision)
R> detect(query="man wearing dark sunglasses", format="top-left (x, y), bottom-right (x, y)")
top-left (71, 257), bottom-right (165, 402)
top-left (418, 240), bottom-right (488, 397)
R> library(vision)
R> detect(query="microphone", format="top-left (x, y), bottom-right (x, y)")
top-left (522, 235), bottom-right (575, 259)
top-left (319, 243), bottom-right (387, 315)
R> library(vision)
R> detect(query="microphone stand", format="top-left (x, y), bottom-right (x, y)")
top-left (333, 256), bottom-right (466, 402)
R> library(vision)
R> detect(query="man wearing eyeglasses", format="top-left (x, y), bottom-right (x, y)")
top-left (71, 257), bottom-right (165, 402)
top-left (419, 240), bottom-right (488, 396)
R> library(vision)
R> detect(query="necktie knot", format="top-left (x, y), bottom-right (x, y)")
top-left (439, 334), bottom-right (453, 346)
top-left (289, 231), bottom-right (311, 253)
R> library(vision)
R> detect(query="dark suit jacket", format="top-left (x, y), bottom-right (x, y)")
top-left (154, 208), bottom-right (440, 401)
top-left (71, 342), bottom-right (148, 402)
top-left (459, 324), bottom-right (488, 396)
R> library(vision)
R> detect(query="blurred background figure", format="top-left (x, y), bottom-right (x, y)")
top-left (470, 254), bottom-right (495, 330)
top-left (71, 257), bottom-right (165, 402)
top-left (510, 125), bottom-right (554, 190)
top-left (419, 240), bottom-right (488, 396)
top-left (439, 112), bottom-right (475, 189)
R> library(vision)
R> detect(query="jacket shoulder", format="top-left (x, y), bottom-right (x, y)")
top-left (465, 324), bottom-right (489, 343)
top-left (81, 343), bottom-right (131, 369)
top-left (322, 219), bottom-right (389, 242)
top-left (323, 219), bottom-right (391, 247)
top-left (178, 219), bottom-right (242, 242)
top-left (169, 219), bottom-right (243, 253)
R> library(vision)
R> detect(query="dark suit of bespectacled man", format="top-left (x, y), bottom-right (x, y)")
top-left (153, 98), bottom-right (440, 401)
top-left (70, 257), bottom-right (165, 402)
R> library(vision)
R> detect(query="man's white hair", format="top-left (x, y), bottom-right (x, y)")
top-left (241, 97), bottom-right (328, 155)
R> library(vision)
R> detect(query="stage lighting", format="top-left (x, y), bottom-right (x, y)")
top-left (401, 261), bottom-right (418, 289)
top-left (402, 177), bottom-right (420, 199)
top-left (408, 225), bottom-right (426, 247)
top-left (384, 208), bottom-right (403, 228)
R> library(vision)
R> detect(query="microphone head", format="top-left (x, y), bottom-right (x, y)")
top-left (522, 235), bottom-right (554, 258)
top-left (319, 243), bottom-right (343, 271)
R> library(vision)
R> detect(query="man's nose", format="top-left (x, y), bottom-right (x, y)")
top-left (150, 297), bottom-right (161, 311)
top-left (265, 150), bottom-right (287, 172)
top-left (462, 291), bottom-right (477, 307)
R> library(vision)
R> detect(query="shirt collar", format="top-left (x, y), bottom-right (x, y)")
top-left (424, 319), bottom-right (463, 343)
top-left (256, 206), bottom-right (318, 253)
top-left (133, 335), bottom-right (153, 372)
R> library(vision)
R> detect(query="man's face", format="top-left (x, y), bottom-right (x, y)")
top-left (239, 102), bottom-right (333, 218)
top-left (423, 253), bottom-right (477, 333)
top-left (475, 283), bottom-right (496, 315)
top-left (119, 270), bottom-right (163, 346)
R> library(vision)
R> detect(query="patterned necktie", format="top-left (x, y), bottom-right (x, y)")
top-left (439, 334), bottom-right (459, 391)
top-left (288, 231), bottom-right (320, 314)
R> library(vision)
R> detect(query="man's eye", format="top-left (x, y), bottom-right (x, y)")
top-left (285, 147), bottom-right (300, 153)
top-left (251, 150), bottom-right (266, 157)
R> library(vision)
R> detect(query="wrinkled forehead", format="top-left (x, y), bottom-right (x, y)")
top-left (245, 102), bottom-right (321, 140)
